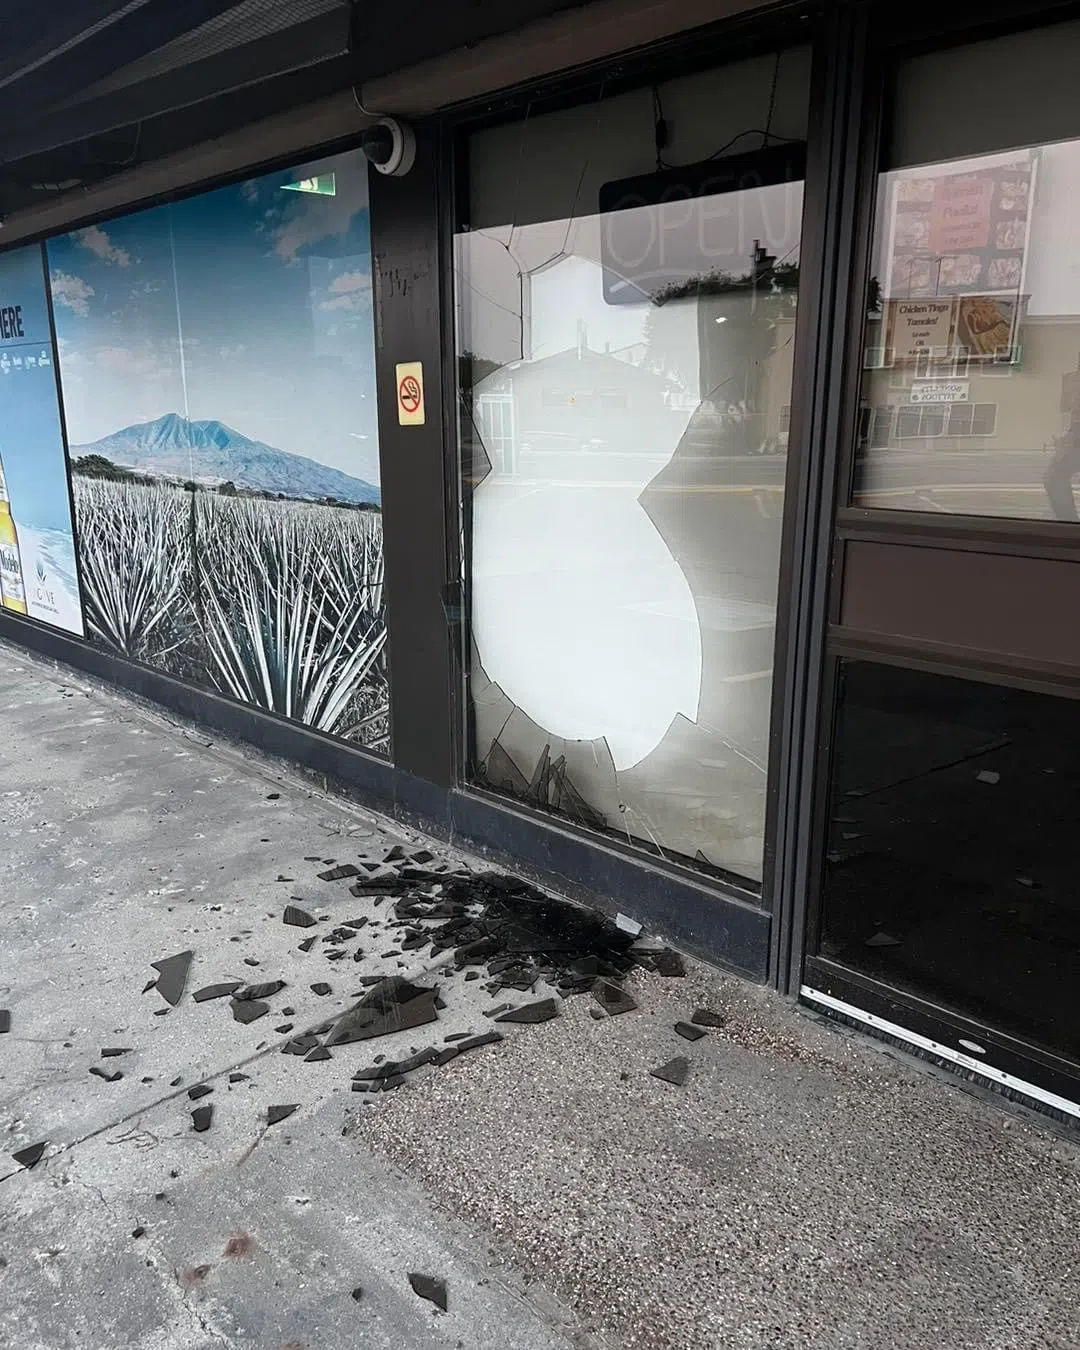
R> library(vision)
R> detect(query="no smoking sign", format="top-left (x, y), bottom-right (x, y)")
top-left (395, 361), bottom-right (425, 426)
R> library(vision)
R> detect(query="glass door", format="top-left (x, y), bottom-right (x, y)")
top-left (804, 15), bottom-right (1080, 1119)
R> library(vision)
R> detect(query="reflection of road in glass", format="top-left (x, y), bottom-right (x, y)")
top-left (854, 449), bottom-right (1064, 519)
top-left (505, 449), bottom-right (788, 489)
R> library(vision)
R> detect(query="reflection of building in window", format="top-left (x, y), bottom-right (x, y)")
top-left (536, 384), bottom-right (631, 415)
top-left (778, 405), bottom-right (791, 436)
top-left (890, 402), bottom-right (998, 440)
top-left (948, 403), bottom-right (998, 436)
top-left (867, 406), bottom-right (892, 448)
top-left (498, 347), bottom-right (685, 455)
top-left (476, 392), bottom-right (516, 473)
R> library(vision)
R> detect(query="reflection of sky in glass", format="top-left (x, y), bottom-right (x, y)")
top-left (46, 150), bottom-right (380, 485)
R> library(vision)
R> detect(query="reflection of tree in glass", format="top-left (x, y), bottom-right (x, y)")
top-left (644, 258), bottom-right (799, 455)
top-left (458, 352), bottom-right (503, 390)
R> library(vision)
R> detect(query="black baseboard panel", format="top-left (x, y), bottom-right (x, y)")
top-left (448, 788), bottom-right (770, 980)
top-left (1, 613), bottom-right (770, 979)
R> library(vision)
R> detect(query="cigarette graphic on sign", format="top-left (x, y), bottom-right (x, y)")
top-left (396, 361), bottom-right (425, 426)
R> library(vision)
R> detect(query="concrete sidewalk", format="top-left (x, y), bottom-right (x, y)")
top-left (1, 641), bottom-right (1079, 1350)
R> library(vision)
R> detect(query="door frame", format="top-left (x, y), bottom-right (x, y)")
top-left (441, 0), bottom-right (841, 964)
top-left (784, 0), bottom-right (1080, 1120)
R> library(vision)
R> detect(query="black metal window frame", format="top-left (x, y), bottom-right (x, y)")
top-left (439, 1), bottom-right (846, 979)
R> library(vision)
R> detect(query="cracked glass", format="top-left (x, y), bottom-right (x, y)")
top-left (456, 49), bottom-right (811, 887)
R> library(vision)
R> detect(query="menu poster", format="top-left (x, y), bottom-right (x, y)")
top-left (882, 298), bottom-right (956, 365)
top-left (880, 292), bottom-right (1026, 368)
top-left (956, 294), bottom-right (1023, 359)
top-left (883, 151), bottom-right (1036, 303)
top-left (0, 244), bottom-right (83, 634)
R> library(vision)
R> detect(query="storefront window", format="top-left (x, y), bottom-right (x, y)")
top-left (48, 149), bottom-right (389, 753)
top-left (457, 49), bottom-right (811, 884)
top-left (855, 20), bottom-right (1080, 522)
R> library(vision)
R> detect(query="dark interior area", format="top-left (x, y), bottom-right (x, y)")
top-left (819, 659), bottom-right (1080, 1064)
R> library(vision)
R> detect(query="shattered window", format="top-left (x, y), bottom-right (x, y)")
top-left (456, 49), bottom-right (811, 887)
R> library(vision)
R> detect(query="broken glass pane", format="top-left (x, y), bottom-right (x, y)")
top-left (458, 50), bottom-right (811, 887)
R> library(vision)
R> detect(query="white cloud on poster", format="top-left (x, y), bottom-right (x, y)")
top-left (271, 167), bottom-right (369, 264)
top-left (50, 271), bottom-right (95, 316)
top-left (329, 270), bottom-right (369, 294)
top-left (74, 225), bottom-right (131, 267)
top-left (94, 345), bottom-right (172, 378)
top-left (319, 293), bottom-right (367, 312)
top-left (57, 336), bottom-right (186, 445)
top-left (317, 268), bottom-right (372, 312)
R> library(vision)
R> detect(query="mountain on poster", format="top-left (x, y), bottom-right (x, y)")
top-left (71, 413), bottom-right (381, 506)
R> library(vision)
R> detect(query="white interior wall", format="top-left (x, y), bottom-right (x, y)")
top-left (892, 19), bottom-right (1080, 169)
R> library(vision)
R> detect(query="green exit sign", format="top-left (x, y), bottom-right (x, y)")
top-left (281, 172), bottom-right (336, 196)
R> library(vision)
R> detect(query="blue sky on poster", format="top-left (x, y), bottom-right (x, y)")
top-left (0, 243), bottom-right (76, 533)
top-left (47, 149), bottom-right (381, 485)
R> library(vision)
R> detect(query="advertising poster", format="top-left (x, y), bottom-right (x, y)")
top-left (881, 149), bottom-right (1036, 363)
top-left (0, 243), bottom-right (83, 634)
top-left (47, 149), bottom-right (388, 753)
top-left (882, 297), bottom-right (956, 364)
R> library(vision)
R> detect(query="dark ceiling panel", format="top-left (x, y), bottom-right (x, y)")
top-left (0, 9), bottom-right (351, 162)
top-left (349, 0), bottom-right (592, 80)
top-left (71, 0), bottom-right (345, 99)
top-left (0, 53), bottom-right (354, 216)
top-left (0, 0), bottom-right (246, 119)
top-left (0, 0), bottom-right (601, 218)
top-left (0, 0), bottom-right (141, 86)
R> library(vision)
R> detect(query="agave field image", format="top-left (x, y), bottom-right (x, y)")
top-left (72, 476), bottom-right (389, 753)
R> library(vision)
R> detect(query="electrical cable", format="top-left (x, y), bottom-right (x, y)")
top-left (652, 49), bottom-right (800, 171)
top-left (652, 85), bottom-right (668, 170)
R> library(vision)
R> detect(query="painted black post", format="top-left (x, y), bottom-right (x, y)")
top-left (764, 0), bottom-right (874, 993)
top-left (368, 124), bottom-right (456, 795)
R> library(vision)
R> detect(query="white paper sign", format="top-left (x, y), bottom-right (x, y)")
top-left (908, 381), bottom-right (970, 404)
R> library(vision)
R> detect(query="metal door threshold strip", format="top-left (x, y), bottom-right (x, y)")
top-left (801, 986), bottom-right (1080, 1122)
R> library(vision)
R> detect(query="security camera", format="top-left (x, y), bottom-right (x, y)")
top-left (359, 117), bottom-right (416, 177)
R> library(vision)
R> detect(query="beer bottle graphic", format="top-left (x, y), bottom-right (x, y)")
top-left (0, 452), bottom-right (28, 614)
